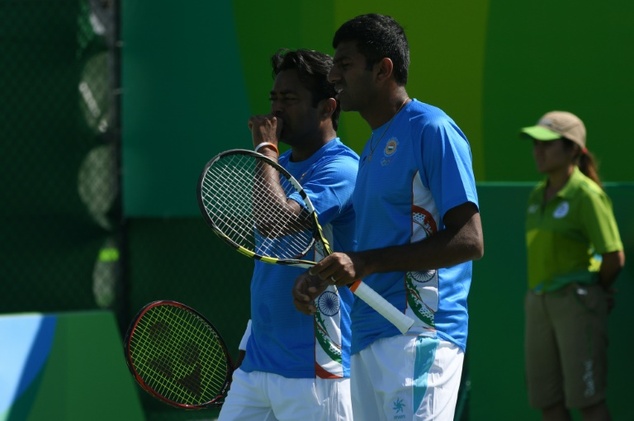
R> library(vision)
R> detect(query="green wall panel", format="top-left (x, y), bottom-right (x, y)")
top-left (0, 312), bottom-right (144, 421)
top-left (122, 1), bottom-right (250, 217)
top-left (482, 1), bottom-right (634, 183)
top-left (122, 1), bottom-right (634, 217)
top-left (122, 1), bottom-right (493, 217)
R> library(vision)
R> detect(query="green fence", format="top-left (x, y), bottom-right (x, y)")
top-left (0, 0), bottom-right (123, 317)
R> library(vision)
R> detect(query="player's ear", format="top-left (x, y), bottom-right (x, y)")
top-left (319, 97), bottom-right (337, 119)
top-left (374, 57), bottom-right (394, 83)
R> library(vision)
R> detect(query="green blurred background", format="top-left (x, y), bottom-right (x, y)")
top-left (1, 0), bottom-right (632, 420)
top-left (122, 0), bottom-right (634, 216)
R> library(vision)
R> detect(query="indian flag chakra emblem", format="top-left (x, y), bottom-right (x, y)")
top-left (317, 290), bottom-right (339, 316)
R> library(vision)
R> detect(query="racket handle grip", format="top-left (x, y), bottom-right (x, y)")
top-left (349, 280), bottom-right (415, 334)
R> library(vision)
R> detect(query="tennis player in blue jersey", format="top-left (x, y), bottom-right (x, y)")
top-left (217, 49), bottom-right (358, 421)
top-left (293, 14), bottom-right (484, 421)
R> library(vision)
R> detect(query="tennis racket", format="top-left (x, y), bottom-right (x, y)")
top-left (196, 149), bottom-right (415, 334)
top-left (124, 300), bottom-right (233, 409)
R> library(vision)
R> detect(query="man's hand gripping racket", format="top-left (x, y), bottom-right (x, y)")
top-left (197, 149), bottom-right (414, 334)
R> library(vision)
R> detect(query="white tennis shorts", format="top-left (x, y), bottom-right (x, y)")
top-left (351, 335), bottom-right (464, 421)
top-left (218, 368), bottom-right (352, 421)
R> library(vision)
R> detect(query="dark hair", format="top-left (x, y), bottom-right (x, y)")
top-left (563, 139), bottom-right (602, 188)
top-left (271, 48), bottom-right (340, 130)
top-left (332, 13), bottom-right (410, 85)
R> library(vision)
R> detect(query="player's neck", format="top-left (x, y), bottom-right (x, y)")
top-left (290, 130), bottom-right (335, 162)
top-left (363, 89), bottom-right (410, 130)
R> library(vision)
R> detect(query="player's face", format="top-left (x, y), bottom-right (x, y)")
top-left (269, 69), bottom-right (321, 146)
top-left (532, 139), bottom-right (575, 174)
top-left (329, 40), bottom-right (376, 113)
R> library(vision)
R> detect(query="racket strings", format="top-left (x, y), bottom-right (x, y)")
top-left (128, 305), bottom-right (229, 405)
top-left (200, 153), bottom-right (315, 259)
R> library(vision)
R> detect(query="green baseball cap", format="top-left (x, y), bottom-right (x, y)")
top-left (520, 110), bottom-right (586, 148)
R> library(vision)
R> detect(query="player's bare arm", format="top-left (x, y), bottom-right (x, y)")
top-left (309, 202), bottom-right (484, 286)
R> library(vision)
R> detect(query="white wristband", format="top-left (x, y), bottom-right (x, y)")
top-left (254, 142), bottom-right (279, 154)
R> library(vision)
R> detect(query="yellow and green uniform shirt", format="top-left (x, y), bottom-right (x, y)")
top-left (525, 167), bottom-right (623, 292)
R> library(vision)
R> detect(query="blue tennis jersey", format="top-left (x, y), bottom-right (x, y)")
top-left (351, 99), bottom-right (479, 354)
top-left (240, 138), bottom-right (359, 378)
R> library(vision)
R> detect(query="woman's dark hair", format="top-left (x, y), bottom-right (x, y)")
top-left (332, 13), bottom-right (410, 85)
top-left (563, 138), bottom-right (602, 188)
top-left (271, 48), bottom-right (340, 130)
